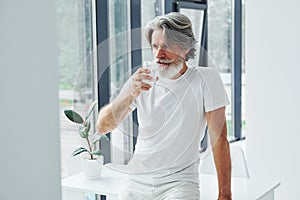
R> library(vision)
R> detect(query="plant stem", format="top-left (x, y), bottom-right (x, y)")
top-left (86, 137), bottom-right (93, 160)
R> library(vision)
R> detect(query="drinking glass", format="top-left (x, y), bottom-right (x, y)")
top-left (142, 61), bottom-right (157, 86)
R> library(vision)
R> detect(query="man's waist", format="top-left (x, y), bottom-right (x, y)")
top-left (126, 160), bottom-right (200, 185)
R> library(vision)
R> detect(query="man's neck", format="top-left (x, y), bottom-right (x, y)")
top-left (170, 62), bottom-right (188, 80)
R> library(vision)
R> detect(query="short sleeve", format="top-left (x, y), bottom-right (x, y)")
top-left (119, 77), bottom-right (137, 111)
top-left (202, 67), bottom-right (230, 112)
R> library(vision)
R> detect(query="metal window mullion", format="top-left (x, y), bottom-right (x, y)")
top-left (232, 0), bottom-right (242, 139)
top-left (199, 9), bottom-right (207, 67)
top-left (177, 1), bottom-right (207, 10)
top-left (95, 0), bottom-right (111, 164)
top-left (165, 0), bottom-right (176, 13)
top-left (130, 0), bottom-right (141, 151)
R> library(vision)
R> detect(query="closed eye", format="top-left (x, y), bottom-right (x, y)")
top-left (151, 43), bottom-right (169, 50)
top-left (152, 44), bottom-right (158, 50)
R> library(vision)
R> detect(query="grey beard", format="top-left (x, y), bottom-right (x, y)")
top-left (156, 59), bottom-right (184, 79)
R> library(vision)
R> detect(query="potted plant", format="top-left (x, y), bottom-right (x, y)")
top-left (64, 100), bottom-right (109, 179)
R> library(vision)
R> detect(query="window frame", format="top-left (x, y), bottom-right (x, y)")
top-left (231, 0), bottom-right (244, 141)
top-left (95, 0), bottom-right (111, 164)
top-left (165, 0), bottom-right (244, 142)
top-left (95, 0), bottom-right (245, 165)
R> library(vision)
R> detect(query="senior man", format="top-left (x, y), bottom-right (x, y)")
top-left (96, 12), bottom-right (232, 200)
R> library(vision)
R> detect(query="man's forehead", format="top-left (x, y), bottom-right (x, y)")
top-left (151, 29), bottom-right (165, 41)
top-left (151, 31), bottom-right (181, 50)
top-left (151, 28), bottom-right (182, 46)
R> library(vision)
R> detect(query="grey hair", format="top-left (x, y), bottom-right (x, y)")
top-left (145, 12), bottom-right (197, 61)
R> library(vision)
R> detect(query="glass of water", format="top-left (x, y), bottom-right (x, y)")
top-left (143, 61), bottom-right (157, 86)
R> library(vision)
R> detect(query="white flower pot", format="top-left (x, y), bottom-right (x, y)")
top-left (81, 155), bottom-right (104, 180)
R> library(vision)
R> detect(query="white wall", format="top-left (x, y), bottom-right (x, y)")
top-left (246, 0), bottom-right (300, 199)
top-left (0, 1), bottom-right (61, 200)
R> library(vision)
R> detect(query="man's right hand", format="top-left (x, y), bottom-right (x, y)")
top-left (96, 67), bottom-right (156, 134)
top-left (129, 67), bottom-right (155, 97)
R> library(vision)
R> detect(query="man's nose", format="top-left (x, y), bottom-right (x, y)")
top-left (155, 48), bottom-right (166, 60)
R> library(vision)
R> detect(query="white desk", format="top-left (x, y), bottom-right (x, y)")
top-left (199, 174), bottom-right (280, 200)
top-left (62, 166), bottom-right (280, 200)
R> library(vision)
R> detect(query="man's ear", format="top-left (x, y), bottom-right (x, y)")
top-left (181, 48), bottom-right (191, 60)
top-left (183, 47), bottom-right (191, 55)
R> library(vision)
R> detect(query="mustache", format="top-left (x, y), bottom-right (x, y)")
top-left (155, 58), bottom-right (174, 64)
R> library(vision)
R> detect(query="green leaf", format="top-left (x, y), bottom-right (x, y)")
top-left (78, 125), bottom-right (89, 138)
top-left (92, 133), bottom-right (109, 144)
top-left (78, 120), bottom-right (91, 138)
top-left (85, 121), bottom-right (91, 133)
top-left (72, 147), bottom-right (89, 157)
top-left (64, 110), bottom-right (84, 124)
top-left (85, 100), bottom-right (98, 121)
top-left (92, 150), bottom-right (102, 156)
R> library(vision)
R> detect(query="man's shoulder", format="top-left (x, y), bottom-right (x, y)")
top-left (187, 64), bottom-right (218, 78)
top-left (189, 65), bottom-right (216, 72)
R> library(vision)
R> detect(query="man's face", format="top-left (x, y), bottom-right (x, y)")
top-left (151, 29), bottom-right (187, 79)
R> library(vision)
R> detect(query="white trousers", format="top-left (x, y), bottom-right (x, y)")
top-left (118, 178), bottom-right (200, 200)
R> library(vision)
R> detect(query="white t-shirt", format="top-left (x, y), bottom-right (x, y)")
top-left (107, 64), bottom-right (229, 185)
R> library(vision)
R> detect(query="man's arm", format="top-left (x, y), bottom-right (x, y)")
top-left (96, 67), bottom-right (153, 134)
top-left (96, 94), bottom-right (134, 134)
top-left (206, 107), bottom-right (232, 200)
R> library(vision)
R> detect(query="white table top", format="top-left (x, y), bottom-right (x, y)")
top-left (199, 174), bottom-right (280, 200)
top-left (62, 165), bottom-right (280, 199)
top-left (62, 166), bottom-right (126, 196)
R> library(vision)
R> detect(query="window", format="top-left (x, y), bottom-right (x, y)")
top-left (96, 0), bottom-right (245, 162)
top-left (95, 0), bottom-right (165, 163)
top-left (164, 0), bottom-right (245, 141)
top-left (208, 0), bottom-right (235, 137)
top-left (56, 0), bottom-right (96, 178)
top-left (108, 0), bottom-right (133, 164)
top-left (209, 0), bottom-right (246, 140)
top-left (141, 0), bottom-right (164, 62)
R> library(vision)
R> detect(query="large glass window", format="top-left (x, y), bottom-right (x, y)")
top-left (107, 0), bottom-right (166, 163)
top-left (108, 0), bottom-right (133, 164)
top-left (180, 8), bottom-right (205, 67)
top-left (56, 0), bottom-right (96, 178)
top-left (208, 0), bottom-right (234, 136)
top-left (176, 0), bottom-right (245, 139)
top-left (95, 0), bottom-right (246, 162)
top-left (209, 0), bottom-right (246, 138)
top-left (141, 0), bottom-right (164, 62)
top-left (56, 0), bottom-right (245, 183)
